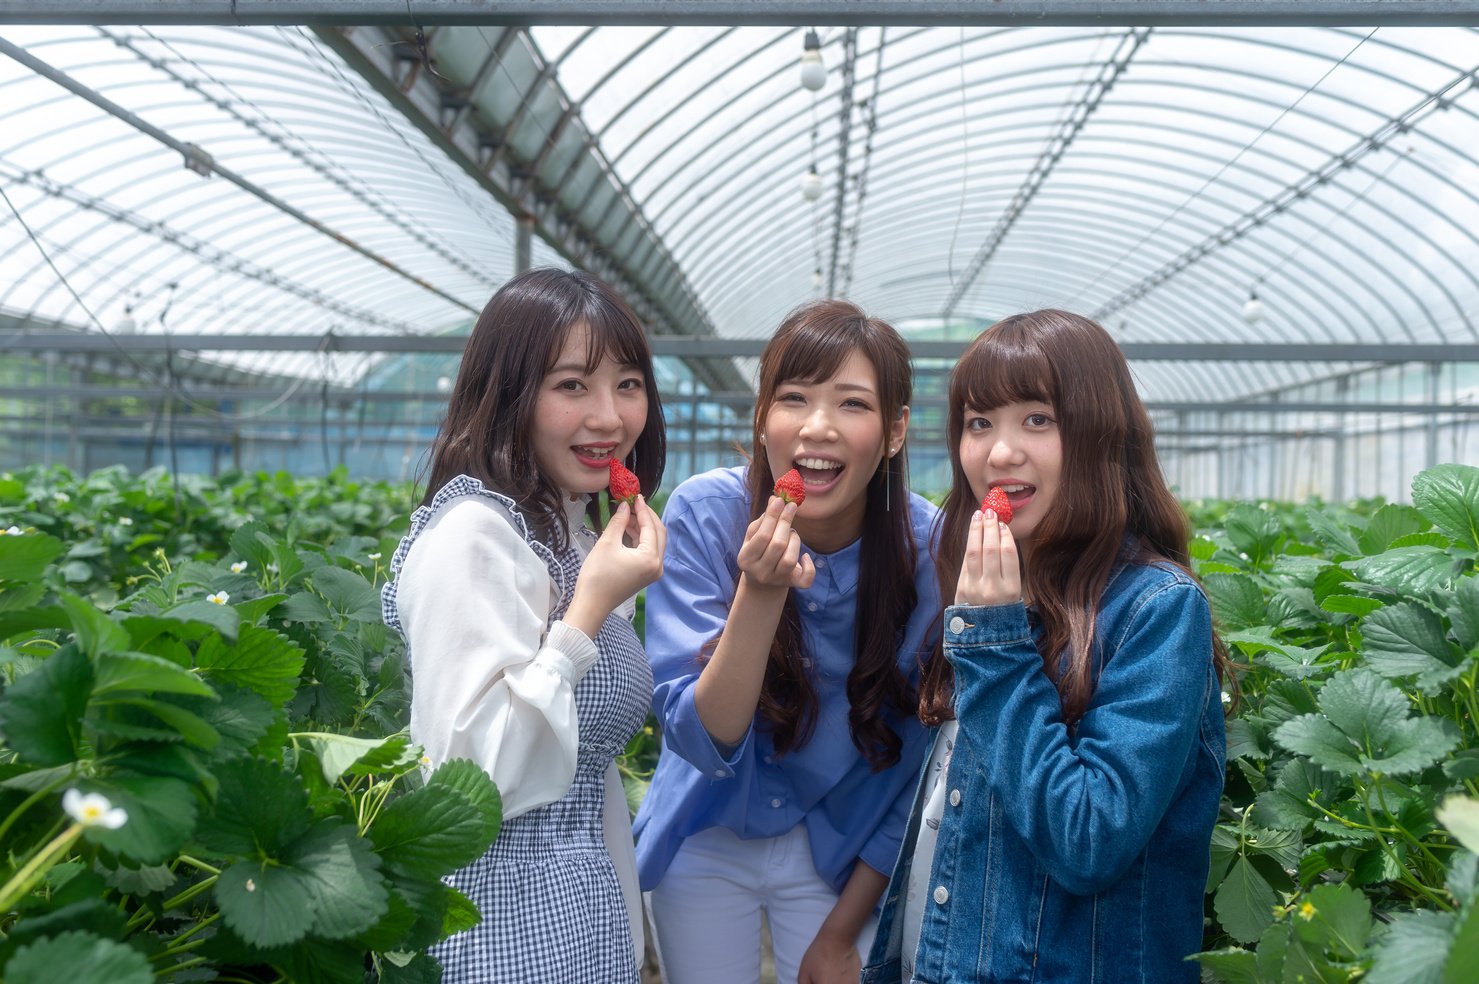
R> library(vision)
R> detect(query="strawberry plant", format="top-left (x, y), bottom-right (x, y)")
top-left (1192, 463), bottom-right (1479, 981)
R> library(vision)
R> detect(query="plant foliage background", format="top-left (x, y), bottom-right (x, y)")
top-left (2, 462), bottom-right (1478, 981)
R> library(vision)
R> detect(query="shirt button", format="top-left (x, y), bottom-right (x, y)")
top-left (714, 770), bottom-right (728, 778)
top-left (949, 789), bottom-right (962, 807)
top-left (933, 886), bottom-right (949, 905)
top-left (815, 557), bottom-right (826, 568)
top-left (763, 755), bottom-right (774, 764)
top-left (807, 602), bottom-right (818, 612)
top-left (770, 798), bottom-right (783, 808)
top-left (949, 616), bottom-right (965, 634)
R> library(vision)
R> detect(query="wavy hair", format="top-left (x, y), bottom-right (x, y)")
top-left (745, 300), bottom-right (919, 770)
top-left (918, 309), bottom-right (1231, 727)
top-left (420, 268), bottom-right (665, 546)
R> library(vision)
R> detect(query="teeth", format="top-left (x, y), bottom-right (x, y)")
top-left (998, 483), bottom-right (1029, 493)
top-left (576, 446), bottom-right (615, 458)
top-left (795, 457), bottom-right (842, 470)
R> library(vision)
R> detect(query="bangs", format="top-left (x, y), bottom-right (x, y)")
top-left (768, 318), bottom-right (860, 386)
top-left (547, 305), bottom-right (650, 376)
top-left (952, 321), bottom-right (1056, 413)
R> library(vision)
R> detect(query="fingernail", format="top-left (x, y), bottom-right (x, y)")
top-left (984, 508), bottom-right (995, 521)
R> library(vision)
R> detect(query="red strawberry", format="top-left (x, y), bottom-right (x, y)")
top-left (607, 458), bottom-right (641, 506)
top-left (981, 486), bottom-right (1013, 524)
top-left (773, 468), bottom-right (806, 506)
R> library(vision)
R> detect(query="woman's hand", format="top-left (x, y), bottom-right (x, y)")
top-left (797, 926), bottom-right (862, 984)
top-left (954, 507), bottom-right (1022, 607)
top-left (736, 495), bottom-right (815, 591)
top-left (564, 497), bottom-right (666, 639)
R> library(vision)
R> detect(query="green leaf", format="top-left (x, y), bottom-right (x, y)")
top-left (1361, 602), bottom-right (1462, 689)
top-left (1291, 882), bottom-right (1371, 960)
top-left (1276, 669), bottom-right (1460, 778)
top-left (196, 756), bottom-right (310, 857)
top-left (1321, 594), bottom-right (1384, 616)
top-left (216, 855), bottom-right (316, 948)
top-left (427, 758), bottom-right (503, 847)
top-left (1306, 506), bottom-right (1362, 559)
top-left (1204, 573), bottom-right (1267, 631)
top-left (117, 696), bottom-right (220, 750)
top-left (1189, 947), bottom-right (1260, 984)
top-left (312, 566), bottom-right (381, 623)
top-left (230, 521), bottom-right (276, 571)
top-left (0, 580), bottom-right (45, 613)
top-left (1254, 642), bottom-right (1332, 680)
top-left (370, 782), bottom-right (489, 880)
top-left (1214, 855), bottom-right (1278, 944)
top-left (1352, 546), bottom-right (1461, 595)
top-left (59, 591), bottom-right (129, 658)
top-left (379, 954), bottom-right (446, 984)
top-left (1225, 504), bottom-right (1282, 561)
top-left (287, 820), bottom-right (389, 940)
top-left (294, 732), bottom-right (419, 785)
top-left (0, 530), bottom-right (64, 581)
top-left (1412, 463), bottom-right (1479, 551)
top-left (4, 930), bottom-right (152, 984)
top-left (1367, 909), bottom-right (1455, 984)
top-left (195, 625), bottom-right (305, 707)
top-left (1445, 902), bottom-right (1479, 984)
top-left (1448, 577), bottom-right (1479, 652)
top-left (85, 775), bottom-right (197, 865)
top-left (1361, 503), bottom-right (1433, 555)
top-left (1225, 718), bottom-right (1268, 761)
top-left (200, 684), bottom-right (278, 760)
top-left (280, 591), bottom-right (334, 624)
top-left (1256, 922), bottom-right (1291, 981)
top-left (235, 592), bottom-right (288, 625)
top-left (0, 644), bottom-right (91, 765)
top-left (160, 598), bottom-right (240, 644)
top-left (1437, 796), bottom-right (1479, 855)
top-left (92, 650), bottom-right (216, 698)
top-left (1254, 759), bottom-right (1342, 830)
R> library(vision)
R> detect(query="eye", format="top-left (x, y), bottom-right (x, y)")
top-left (1026, 412), bottom-right (1055, 427)
top-left (965, 416), bottom-right (990, 432)
top-left (555, 378), bottom-right (586, 392)
top-left (618, 376), bottom-right (645, 391)
top-left (777, 392), bottom-right (806, 404)
top-left (842, 398), bottom-right (873, 411)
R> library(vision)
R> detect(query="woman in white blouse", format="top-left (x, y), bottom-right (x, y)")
top-left (382, 268), bottom-right (667, 983)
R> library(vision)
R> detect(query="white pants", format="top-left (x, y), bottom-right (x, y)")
top-left (646, 825), bottom-right (877, 984)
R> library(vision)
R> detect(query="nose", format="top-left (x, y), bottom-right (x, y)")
top-left (798, 404), bottom-right (838, 441)
top-left (586, 387), bottom-right (622, 432)
top-left (987, 432), bottom-right (1024, 469)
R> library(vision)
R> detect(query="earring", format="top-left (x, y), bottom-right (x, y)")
top-left (883, 458), bottom-right (891, 512)
top-left (759, 435), bottom-right (766, 445)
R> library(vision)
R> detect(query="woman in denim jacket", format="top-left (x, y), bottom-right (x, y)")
top-left (863, 310), bottom-right (1230, 984)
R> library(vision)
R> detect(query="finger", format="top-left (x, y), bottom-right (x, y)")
top-left (795, 551), bottom-right (817, 589)
top-left (998, 520), bottom-right (1021, 597)
top-left (601, 502), bottom-right (630, 542)
top-left (633, 495), bottom-right (658, 548)
top-left (761, 501), bottom-right (799, 565)
top-left (779, 529), bottom-right (803, 572)
top-left (962, 509), bottom-right (984, 574)
top-left (647, 506), bottom-right (668, 559)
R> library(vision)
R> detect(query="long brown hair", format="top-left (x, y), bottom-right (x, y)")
top-left (421, 268), bottom-right (665, 546)
top-left (918, 309), bottom-right (1231, 727)
top-left (747, 300), bottom-right (919, 770)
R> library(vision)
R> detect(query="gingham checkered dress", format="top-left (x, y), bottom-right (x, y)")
top-left (383, 476), bottom-right (652, 983)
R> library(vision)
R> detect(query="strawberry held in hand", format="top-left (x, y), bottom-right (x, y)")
top-left (981, 486), bottom-right (1013, 524)
top-left (607, 458), bottom-right (641, 506)
top-left (773, 468), bottom-right (807, 506)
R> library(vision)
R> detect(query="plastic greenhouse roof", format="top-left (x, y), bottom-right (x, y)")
top-left (1, 21), bottom-right (1477, 405)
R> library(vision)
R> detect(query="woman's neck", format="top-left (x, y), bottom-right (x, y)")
top-left (793, 513), bottom-right (862, 555)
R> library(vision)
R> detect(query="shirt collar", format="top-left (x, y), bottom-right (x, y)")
top-left (806, 536), bottom-right (863, 593)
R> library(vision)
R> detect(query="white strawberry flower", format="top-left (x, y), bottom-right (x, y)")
top-left (267, 562), bottom-right (279, 573)
top-left (207, 591), bottom-right (230, 605)
top-left (368, 552), bottom-right (381, 561)
top-left (62, 788), bottom-right (128, 829)
top-left (53, 492), bottom-right (70, 503)
top-left (231, 561), bottom-right (247, 573)
top-left (118, 516), bottom-right (133, 526)
top-left (1, 526), bottom-right (20, 536)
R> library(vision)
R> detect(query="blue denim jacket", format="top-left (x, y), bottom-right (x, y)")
top-left (863, 560), bottom-right (1225, 984)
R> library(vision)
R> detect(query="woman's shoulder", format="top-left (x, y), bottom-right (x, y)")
top-left (1105, 558), bottom-right (1210, 622)
top-left (665, 465), bottom-right (751, 518)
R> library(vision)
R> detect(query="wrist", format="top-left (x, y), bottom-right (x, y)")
top-left (563, 594), bottom-right (609, 639)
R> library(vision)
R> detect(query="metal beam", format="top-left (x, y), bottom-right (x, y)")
top-left (6, 330), bottom-right (1479, 364)
top-left (3, 3), bottom-right (1475, 27)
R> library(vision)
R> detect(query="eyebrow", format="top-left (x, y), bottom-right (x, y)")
top-left (780, 378), bottom-right (877, 395)
top-left (546, 361), bottom-right (642, 375)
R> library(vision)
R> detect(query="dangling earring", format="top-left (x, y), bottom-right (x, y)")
top-left (883, 457), bottom-right (891, 513)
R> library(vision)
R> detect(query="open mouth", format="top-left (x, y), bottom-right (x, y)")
top-left (794, 456), bottom-right (844, 493)
top-left (995, 482), bottom-right (1036, 509)
top-left (573, 444), bottom-right (619, 467)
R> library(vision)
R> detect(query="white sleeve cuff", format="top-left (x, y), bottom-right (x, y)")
top-left (546, 619), bottom-right (600, 680)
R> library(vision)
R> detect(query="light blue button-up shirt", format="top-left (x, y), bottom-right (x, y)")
top-left (633, 466), bottom-right (941, 893)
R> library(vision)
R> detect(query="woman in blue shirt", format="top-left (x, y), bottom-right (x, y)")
top-left (634, 300), bottom-right (940, 984)
top-left (863, 309), bottom-right (1229, 983)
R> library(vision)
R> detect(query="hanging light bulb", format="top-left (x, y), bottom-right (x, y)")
top-left (811, 269), bottom-right (823, 289)
top-left (800, 167), bottom-right (823, 201)
top-left (1241, 289), bottom-right (1265, 324)
top-left (115, 305), bottom-right (137, 334)
top-left (436, 375), bottom-right (453, 393)
top-left (799, 30), bottom-right (826, 91)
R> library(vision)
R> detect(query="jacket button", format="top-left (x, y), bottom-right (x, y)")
top-left (933, 886), bottom-right (949, 905)
top-left (948, 616), bottom-right (965, 634)
top-left (949, 789), bottom-right (961, 807)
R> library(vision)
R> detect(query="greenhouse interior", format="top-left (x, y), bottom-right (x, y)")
top-left (3, 3), bottom-right (1479, 984)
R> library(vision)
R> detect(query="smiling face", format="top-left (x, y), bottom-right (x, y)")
top-left (762, 348), bottom-right (907, 552)
top-left (958, 399), bottom-right (1063, 548)
top-left (531, 323), bottom-right (649, 498)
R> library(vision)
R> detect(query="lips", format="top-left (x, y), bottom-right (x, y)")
top-left (573, 444), bottom-right (619, 468)
top-left (793, 455), bottom-right (844, 492)
top-left (993, 481), bottom-right (1036, 509)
